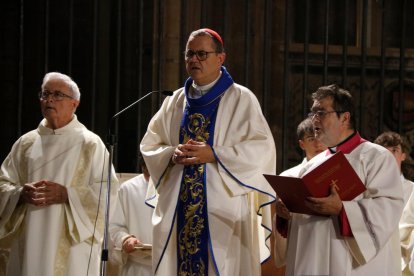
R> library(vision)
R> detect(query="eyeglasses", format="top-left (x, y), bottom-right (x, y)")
top-left (308, 110), bottom-right (344, 119)
top-left (39, 90), bottom-right (74, 101)
top-left (184, 50), bottom-right (217, 61)
top-left (303, 136), bottom-right (316, 143)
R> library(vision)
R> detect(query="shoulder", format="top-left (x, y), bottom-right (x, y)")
top-left (222, 83), bottom-right (262, 110)
top-left (403, 177), bottom-right (414, 186)
top-left (13, 129), bottom-right (39, 150)
top-left (164, 87), bottom-right (185, 105)
top-left (75, 122), bottom-right (105, 146)
top-left (226, 83), bottom-right (257, 99)
top-left (155, 87), bottom-right (186, 115)
top-left (20, 129), bottom-right (39, 141)
top-left (280, 161), bottom-right (306, 177)
top-left (353, 141), bottom-right (392, 159)
top-left (119, 174), bottom-right (148, 196)
top-left (120, 174), bottom-right (146, 189)
top-left (348, 141), bottom-right (398, 174)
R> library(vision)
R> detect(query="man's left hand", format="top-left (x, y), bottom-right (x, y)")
top-left (172, 139), bottom-right (215, 166)
top-left (305, 184), bottom-right (343, 215)
top-left (26, 180), bottom-right (69, 206)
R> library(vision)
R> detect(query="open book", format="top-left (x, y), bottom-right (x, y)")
top-left (264, 151), bottom-right (366, 215)
top-left (113, 243), bottom-right (152, 258)
top-left (134, 243), bottom-right (152, 250)
top-left (114, 243), bottom-right (152, 251)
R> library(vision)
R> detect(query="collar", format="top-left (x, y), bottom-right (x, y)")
top-left (190, 71), bottom-right (222, 99)
top-left (38, 115), bottom-right (79, 135)
top-left (184, 66), bottom-right (234, 107)
top-left (327, 131), bottom-right (366, 155)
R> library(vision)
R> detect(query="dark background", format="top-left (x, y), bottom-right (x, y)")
top-left (2, 1), bottom-right (414, 274)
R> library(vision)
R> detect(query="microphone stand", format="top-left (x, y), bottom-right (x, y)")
top-left (100, 90), bottom-right (172, 276)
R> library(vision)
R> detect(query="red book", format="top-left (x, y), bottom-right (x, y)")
top-left (264, 151), bottom-right (366, 215)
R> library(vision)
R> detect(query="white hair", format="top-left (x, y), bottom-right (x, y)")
top-left (41, 72), bottom-right (81, 100)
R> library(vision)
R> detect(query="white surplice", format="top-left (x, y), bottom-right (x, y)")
top-left (276, 141), bottom-right (404, 276)
top-left (402, 175), bottom-right (414, 206)
top-left (109, 174), bottom-right (153, 276)
top-left (0, 115), bottom-right (118, 276)
top-left (273, 157), bottom-right (309, 266)
top-left (399, 176), bottom-right (414, 275)
top-left (140, 83), bottom-right (276, 276)
top-left (279, 158), bottom-right (308, 178)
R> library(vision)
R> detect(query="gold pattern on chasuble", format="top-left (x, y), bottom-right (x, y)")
top-left (55, 141), bottom-right (103, 273)
top-left (54, 215), bottom-right (71, 276)
top-left (181, 113), bottom-right (210, 143)
top-left (178, 112), bottom-right (209, 276)
top-left (70, 142), bottom-right (105, 239)
top-left (20, 131), bottom-right (39, 184)
top-left (0, 132), bottom-right (36, 248)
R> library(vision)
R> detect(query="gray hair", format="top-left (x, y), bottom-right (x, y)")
top-left (41, 72), bottom-right (81, 100)
top-left (188, 29), bottom-right (225, 53)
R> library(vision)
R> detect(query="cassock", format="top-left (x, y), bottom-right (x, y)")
top-left (0, 115), bottom-right (118, 276)
top-left (275, 132), bottom-right (404, 276)
top-left (109, 174), bottom-right (153, 276)
top-left (140, 67), bottom-right (276, 276)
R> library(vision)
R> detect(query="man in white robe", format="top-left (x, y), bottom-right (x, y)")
top-left (0, 72), bottom-right (118, 276)
top-left (376, 132), bottom-right (414, 275)
top-left (140, 28), bottom-right (276, 275)
top-left (275, 84), bottom-right (404, 275)
top-left (109, 157), bottom-right (153, 276)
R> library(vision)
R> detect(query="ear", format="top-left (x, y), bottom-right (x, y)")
top-left (299, 139), bottom-right (305, 150)
top-left (402, 152), bottom-right (407, 162)
top-left (72, 100), bottom-right (80, 110)
top-left (218, 52), bottom-right (226, 65)
top-left (341, 111), bottom-right (351, 125)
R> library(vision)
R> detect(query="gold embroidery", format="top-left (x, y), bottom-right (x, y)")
top-left (181, 113), bottom-right (210, 144)
top-left (54, 214), bottom-right (71, 276)
top-left (178, 111), bottom-right (209, 276)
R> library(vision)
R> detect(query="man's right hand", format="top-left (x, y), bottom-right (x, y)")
top-left (20, 180), bottom-right (68, 206)
top-left (275, 198), bottom-right (291, 220)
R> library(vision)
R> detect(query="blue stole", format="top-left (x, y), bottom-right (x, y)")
top-left (176, 67), bottom-right (234, 275)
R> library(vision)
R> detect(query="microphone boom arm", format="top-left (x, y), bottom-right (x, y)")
top-left (100, 89), bottom-right (172, 276)
top-left (107, 90), bottom-right (173, 143)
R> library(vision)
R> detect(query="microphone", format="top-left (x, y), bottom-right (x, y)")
top-left (107, 90), bottom-right (173, 144)
top-left (109, 90), bottom-right (173, 127)
top-left (100, 89), bottom-right (172, 276)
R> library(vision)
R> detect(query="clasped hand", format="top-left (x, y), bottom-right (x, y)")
top-left (172, 139), bottom-right (215, 165)
top-left (20, 180), bottom-right (68, 206)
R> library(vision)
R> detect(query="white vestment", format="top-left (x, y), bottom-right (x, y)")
top-left (140, 83), bottom-right (276, 276)
top-left (279, 158), bottom-right (308, 177)
top-left (109, 174), bottom-right (153, 276)
top-left (275, 140), bottom-right (404, 276)
top-left (273, 157), bottom-right (308, 266)
top-left (402, 175), bottom-right (414, 206)
top-left (399, 176), bottom-right (414, 275)
top-left (0, 115), bottom-right (118, 276)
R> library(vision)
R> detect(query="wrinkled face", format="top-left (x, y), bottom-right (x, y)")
top-left (299, 132), bottom-right (327, 160)
top-left (385, 145), bottom-right (406, 170)
top-left (310, 97), bottom-right (346, 147)
top-left (40, 78), bottom-right (79, 128)
top-left (185, 35), bottom-right (225, 86)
